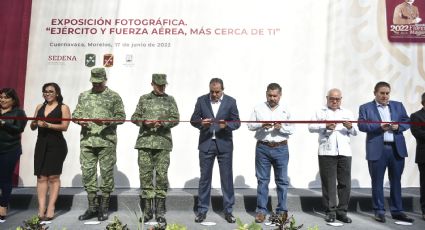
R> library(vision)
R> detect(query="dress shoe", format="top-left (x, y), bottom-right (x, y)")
top-left (255, 212), bottom-right (266, 223)
top-left (194, 213), bottom-right (206, 223)
top-left (224, 213), bottom-right (236, 223)
top-left (336, 214), bottom-right (352, 223)
top-left (0, 215), bottom-right (5, 220)
top-left (324, 213), bottom-right (335, 222)
top-left (392, 213), bottom-right (414, 223)
top-left (374, 213), bottom-right (386, 223)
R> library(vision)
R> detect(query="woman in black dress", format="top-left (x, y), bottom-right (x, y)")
top-left (0, 88), bottom-right (27, 220)
top-left (30, 83), bottom-right (70, 220)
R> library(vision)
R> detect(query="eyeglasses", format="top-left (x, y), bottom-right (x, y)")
top-left (328, 97), bottom-right (342, 101)
top-left (43, 90), bottom-right (55, 95)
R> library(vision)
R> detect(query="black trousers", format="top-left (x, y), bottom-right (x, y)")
top-left (419, 163), bottom-right (425, 214)
top-left (318, 155), bottom-right (351, 216)
top-left (0, 148), bottom-right (21, 207)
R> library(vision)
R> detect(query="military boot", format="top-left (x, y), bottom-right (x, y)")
top-left (139, 197), bottom-right (153, 223)
top-left (98, 193), bottom-right (110, 221)
top-left (78, 193), bottom-right (98, 221)
top-left (155, 198), bottom-right (167, 225)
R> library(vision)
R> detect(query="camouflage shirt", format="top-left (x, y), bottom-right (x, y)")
top-left (72, 87), bottom-right (126, 147)
top-left (131, 92), bottom-right (179, 150)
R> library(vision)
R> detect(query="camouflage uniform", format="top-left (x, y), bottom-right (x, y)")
top-left (132, 91), bottom-right (179, 198)
top-left (72, 67), bottom-right (125, 221)
top-left (132, 74), bottom-right (179, 225)
top-left (72, 87), bottom-right (125, 193)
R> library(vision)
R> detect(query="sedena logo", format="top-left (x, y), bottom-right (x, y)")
top-left (48, 55), bottom-right (77, 62)
top-left (47, 55), bottom-right (77, 65)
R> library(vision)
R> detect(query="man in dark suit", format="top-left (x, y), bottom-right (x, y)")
top-left (358, 81), bottom-right (413, 223)
top-left (190, 78), bottom-right (240, 223)
top-left (410, 92), bottom-right (425, 220)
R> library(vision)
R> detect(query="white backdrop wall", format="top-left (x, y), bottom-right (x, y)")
top-left (21, 0), bottom-right (421, 188)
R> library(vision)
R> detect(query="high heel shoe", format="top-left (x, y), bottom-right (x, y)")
top-left (44, 216), bottom-right (54, 221)
top-left (0, 206), bottom-right (7, 221)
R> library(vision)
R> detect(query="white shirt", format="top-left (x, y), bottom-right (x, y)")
top-left (210, 94), bottom-right (223, 139)
top-left (376, 102), bottom-right (394, 142)
top-left (247, 102), bottom-right (294, 142)
top-left (308, 106), bottom-right (357, 156)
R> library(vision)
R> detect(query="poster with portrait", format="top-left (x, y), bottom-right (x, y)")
top-left (387, 0), bottom-right (425, 42)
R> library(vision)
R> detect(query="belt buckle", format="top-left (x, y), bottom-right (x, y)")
top-left (258, 140), bottom-right (286, 147)
top-left (269, 142), bottom-right (279, 147)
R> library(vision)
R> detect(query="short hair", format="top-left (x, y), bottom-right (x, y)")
top-left (327, 88), bottom-right (342, 97)
top-left (267, 83), bottom-right (282, 93)
top-left (42, 82), bottom-right (64, 104)
top-left (0, 88), bottom-right (20, 108)
top-left (374, 81), bottom-right (391, 93)
top-left (209, 78), bottom-right (224, 90)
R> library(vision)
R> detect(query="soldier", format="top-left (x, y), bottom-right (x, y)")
top-left (72, 67), bottom-right (126, 221)
top-left (131, 74), bottom-right (179, 225)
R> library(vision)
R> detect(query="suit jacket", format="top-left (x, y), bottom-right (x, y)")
top-left (358, 100), bottom-right (410, 161)
top-left (410, 108), bottom-right (425, 163)
top-left (190, 94), bottom-right (240, 153)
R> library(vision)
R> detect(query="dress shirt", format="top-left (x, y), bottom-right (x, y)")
top-left (376, 102), bottom-right (394, 142)
top-left (247, 102), bottom-right (294, 142)
top-left (210, 94), bottom-right (223, 139)
top-left (308, 106), bottom-right (357, 156)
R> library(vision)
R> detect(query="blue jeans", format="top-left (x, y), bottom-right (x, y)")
top-left (255, 143), bottom-right (289, 214)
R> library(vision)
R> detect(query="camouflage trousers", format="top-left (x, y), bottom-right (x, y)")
top-left (80, 146), bottom-right (116, 194)
top-left (138, 148), bottom-right (170, 199)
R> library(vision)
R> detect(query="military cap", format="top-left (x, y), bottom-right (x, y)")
top-left (90, 67), bottom-right (107, 83)
top-left (152, 74), bottom-right (167, 85)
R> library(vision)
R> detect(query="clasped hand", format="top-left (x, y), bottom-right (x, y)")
top-left (262, 122), bottom-right (281, 130)
top-left (201, 118), bottom-right (227, 129)
top-left (144, 120), bottom-right (162, 128)
top-left (34, 120), bottom-right (49, 128)
top-left (381, 122), bottom-right (398, 131)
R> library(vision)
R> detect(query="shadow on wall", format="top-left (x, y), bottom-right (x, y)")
top-left (308, 172), bottom-right (321, 188)
top-left (183, 177), bottom-right (200, 189)
top-left (234, 175), bottom-right (249, 188)
top-left (183, 177), bottom-right (199, 212)
top-left (71, 174), bottom-right (82, 187)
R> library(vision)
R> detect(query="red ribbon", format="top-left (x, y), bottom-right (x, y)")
top-left (0, 116), bottom-right (421, 125)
